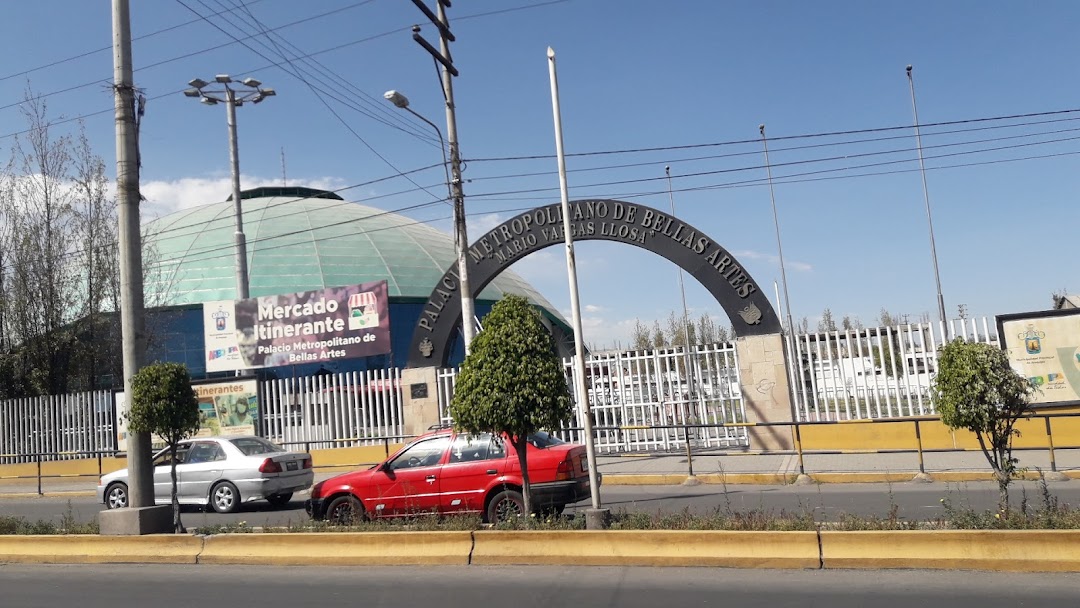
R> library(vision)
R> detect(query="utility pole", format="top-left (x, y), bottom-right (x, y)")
top-left (411, 0), bottom-right (477, 354)
top-left (111, 0), bottom-right (153, 510)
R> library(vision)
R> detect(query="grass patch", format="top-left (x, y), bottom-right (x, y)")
top-left (0, 502), bottom-right (99, 535)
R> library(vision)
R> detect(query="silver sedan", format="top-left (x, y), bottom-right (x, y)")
top-left (97, 436), bottom-right (314, 513)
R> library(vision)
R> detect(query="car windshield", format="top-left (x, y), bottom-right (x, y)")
top-left (527, 431), bottom-right (566, 448)
top-left (229, 437), bottom-right (285, 456)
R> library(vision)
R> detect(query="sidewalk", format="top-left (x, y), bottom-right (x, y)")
top-left (3, 448), bottom-right (1078, 498)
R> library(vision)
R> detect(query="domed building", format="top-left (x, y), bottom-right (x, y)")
top-left (144, 186), bottom-right (569, 377)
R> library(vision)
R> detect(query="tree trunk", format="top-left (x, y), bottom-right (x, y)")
top-left (512, 435), bottom-right (532, 517)
top-left (169, 444), bottom-right (184, 533)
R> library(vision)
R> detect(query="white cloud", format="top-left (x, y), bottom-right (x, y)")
top-left (140, 175), bottom-right (349, 220)
top-left (733, 248), bottom-right (813, 272)
top-left (584, 304), bottom-right (605, 313)
top-left (469, 212), bottom-right (506, 237)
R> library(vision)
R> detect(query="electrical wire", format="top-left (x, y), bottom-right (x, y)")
top-left (215, 0), bottom-right (441, 147)
top-left (176, 0), bottom-right (452, 211)
top-left (0, 0), bottom-right (270, 83)
top-left (464, 107), bottom-right (1080, 162)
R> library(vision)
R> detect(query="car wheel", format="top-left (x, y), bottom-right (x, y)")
top-left (486, 489), bottom-right (525, 523)
top-left (266, 492), bottom-right (293, 508)
top-left (105, 482), bottom-right (128, 509)
top-left (210, 481), bottom-right (240, 514)
top-left (326, 495), bottom-right (365, 525)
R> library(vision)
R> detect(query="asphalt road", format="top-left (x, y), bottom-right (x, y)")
top-left (1, 564), bottom-right (1078, 607)
top-left (3, 480), bottom-right (1080, 528)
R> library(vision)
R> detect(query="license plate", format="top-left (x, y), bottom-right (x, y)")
top-left (286, 461), bottom-right (298, 471)
top-left (580, 458), bottom-right (588, 472)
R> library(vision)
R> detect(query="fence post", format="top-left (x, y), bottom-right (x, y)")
top-left (683, 421), bottom-right (698, 485)
top-left (36, 453), bottom-right (42, 496)
top-left (793, 423), bottom-right (806, 476)
top-left (97, 451), bottom-right (103, 478)
top-left (1045, 416), bottom-right (1059, 473)
top-left (915, 420), bottom-right (926, 474)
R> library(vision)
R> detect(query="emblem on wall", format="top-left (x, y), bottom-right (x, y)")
top-left (738, 302), bottom-right (763, 325)
top-left (419, 338), bottom-right (434, 358)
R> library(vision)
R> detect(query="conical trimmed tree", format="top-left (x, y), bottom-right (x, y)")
top-left (449, 295), bottom-right (573, 517)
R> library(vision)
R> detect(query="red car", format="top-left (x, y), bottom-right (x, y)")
top-left (306, 428), bottom-right (598, 523)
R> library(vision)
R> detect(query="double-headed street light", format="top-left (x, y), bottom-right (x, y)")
top-left (384, 89), bottom-right (476, 355)
top-left (184, 75), bottom-right (276, 300)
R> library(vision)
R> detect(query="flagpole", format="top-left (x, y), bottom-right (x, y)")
top-left (547, 47), bottom-right (605, 526)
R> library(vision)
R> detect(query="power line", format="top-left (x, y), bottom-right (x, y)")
top-left (214, 0), bottom-right (441, 147)
top-left (175, 0), bottom-right (452, 210)
top-left (0, 0), bottom-right (270, 83)
top-left (462, 130), bottom-right (1080, 200)
top-left (464, 107), bottom-right (1080, 162)
top-left (465, 115), bottom-right (1080, 182)
top-left (0, 1), bottom-right (375, 115)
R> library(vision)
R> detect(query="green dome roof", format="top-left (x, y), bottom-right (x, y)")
top-left (145, 187), bottom-right (561, 317)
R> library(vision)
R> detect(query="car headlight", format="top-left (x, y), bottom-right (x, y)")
top-left (311, 481), bottom-right (324, 499)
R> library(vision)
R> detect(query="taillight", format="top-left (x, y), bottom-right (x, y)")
top-left (556, 458), bottom-right (573, 481)
top-left (303, 457), bottom-right (313, 469)
top-left (259, 458), bottom-right (282, 473)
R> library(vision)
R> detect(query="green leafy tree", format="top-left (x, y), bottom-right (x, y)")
top-left (126, 362), bottom-right (199, 533)
top-left (931, 339), bottom-right (1036, 511)
top-left (449, 295), bottom-right (573, 517)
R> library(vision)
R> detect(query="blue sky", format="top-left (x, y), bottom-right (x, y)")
top-left (2, 1), bottom-right (1077, 348)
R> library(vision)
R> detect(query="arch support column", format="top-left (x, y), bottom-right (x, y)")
top-left (736, 333), bottom-right (795, 451)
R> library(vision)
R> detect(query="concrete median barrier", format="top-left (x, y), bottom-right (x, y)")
top-left (199, 531), bottom-right (473, 566)
top-left (820, 530), bottom-right (1080, 572)
top-left (471, 530), bottom-right (821, 568)
top-left (0, 535), bottom-right (202, 564)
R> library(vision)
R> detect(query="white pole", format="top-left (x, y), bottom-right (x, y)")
top-left (760, 124), bottom-right (795, 335)
top-left (547, 47), bottom-right (602, 514)
top-left (906, 65), bottom-right (947, 327)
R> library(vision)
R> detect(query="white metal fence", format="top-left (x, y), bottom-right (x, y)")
top-left (0, 391), bottom-right (115, 464)
top-left (786, 317), bottom-right (998, 422)
top-left (259, 368), bottom-right (405, 451)
top-left (437, 342), bottom-right (748, 453)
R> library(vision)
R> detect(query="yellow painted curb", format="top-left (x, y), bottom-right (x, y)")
top-left (602, 473), bottom-right (795, 485)
top-left (0, 535), bottom-right (203, 564)
top-left (471, 530), bottom-right (820, 569)
top-left (0, 491), bottom-right (96, 499)
top-left (199, 532), bottom-right (473, 566)
top-left (821, 530), bottom-right (1080, 572)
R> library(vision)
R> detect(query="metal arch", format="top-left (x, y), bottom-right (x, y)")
top-left (407, 199), bottom-right (783, 368)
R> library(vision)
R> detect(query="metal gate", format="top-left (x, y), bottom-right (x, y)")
top-left (437, 341), bottom-right (747, 453)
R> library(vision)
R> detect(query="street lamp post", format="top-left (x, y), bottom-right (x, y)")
top-left (184, 75), bottom-right (275, 300)
top-left (384, 89), bottom-right (477, 355)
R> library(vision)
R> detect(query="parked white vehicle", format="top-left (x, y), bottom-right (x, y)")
top-left (97, 436), bottom-right (313, 513)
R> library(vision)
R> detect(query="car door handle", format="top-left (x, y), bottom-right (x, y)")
top-left (426, 475), bottom-right (436, 482)
top-left (486, 469), bottom-right (497, 475)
